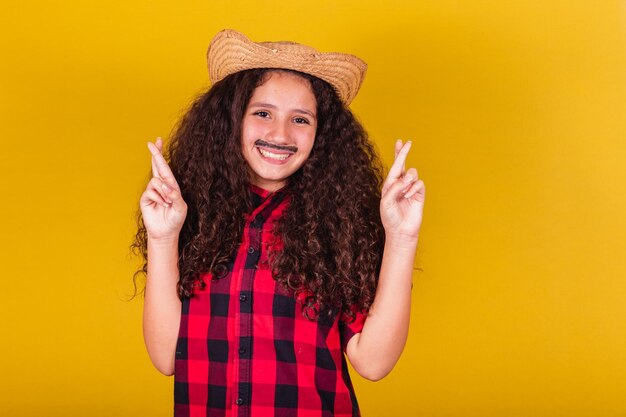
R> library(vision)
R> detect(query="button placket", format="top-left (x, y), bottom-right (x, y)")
top-left (234, 198), bottom-right (270, 413)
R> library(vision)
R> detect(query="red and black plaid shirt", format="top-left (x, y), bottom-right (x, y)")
top-left (174, 185), bottom-right (366, 417)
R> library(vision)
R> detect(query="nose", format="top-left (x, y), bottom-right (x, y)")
top-left (265, 119), bottom-right (290, 144)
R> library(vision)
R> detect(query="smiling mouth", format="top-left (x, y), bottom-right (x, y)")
top-left (255, 139), bottom-right (298, 161)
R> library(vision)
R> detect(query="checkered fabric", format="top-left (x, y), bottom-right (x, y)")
top-left (174, 185), bottom-right (366, 417)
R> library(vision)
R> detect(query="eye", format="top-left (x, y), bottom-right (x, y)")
top-left (253, 111), bottom-right (270, 118)
top-left (293, 117), bottom-right (310, 125)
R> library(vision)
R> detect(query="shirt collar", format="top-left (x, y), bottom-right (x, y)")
top-left (249, 183), bottom-right (287, 211)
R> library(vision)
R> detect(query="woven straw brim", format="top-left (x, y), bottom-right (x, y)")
top-left (207, 29), bottom-right (367, 105)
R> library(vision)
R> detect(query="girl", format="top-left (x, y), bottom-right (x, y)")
top-left (134, 29), bottom-right (425, 417)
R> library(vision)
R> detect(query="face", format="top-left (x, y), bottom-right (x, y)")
top-left (241, 71), bottom-right (318, 192)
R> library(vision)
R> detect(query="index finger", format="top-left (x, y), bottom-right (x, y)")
top-left (395, 139), bottom-right (403, 158)
top-left (147, 141), bottom-right (177, 184)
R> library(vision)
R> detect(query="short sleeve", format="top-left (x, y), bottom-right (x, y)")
top-left (339, 306), bottom-right (367, 351)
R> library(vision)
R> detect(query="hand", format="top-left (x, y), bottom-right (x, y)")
top-left (380, 140), bottom-right (426, 243)
top-left (139, 137), bottom-right (188, 242)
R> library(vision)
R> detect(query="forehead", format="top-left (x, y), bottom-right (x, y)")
top-left (259, 69), bottom-right (313, 88)
top-left (250, 70), bottom-right (316, 105)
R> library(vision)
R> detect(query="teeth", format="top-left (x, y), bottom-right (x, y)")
top-left (258, 147), bottom-right (291, 161)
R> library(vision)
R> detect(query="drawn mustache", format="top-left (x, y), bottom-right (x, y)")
top-left (254, 139), bottom-right (298, 153)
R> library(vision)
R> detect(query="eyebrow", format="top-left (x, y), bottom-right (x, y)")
top-left (248, 102), bottom-right (317, 118)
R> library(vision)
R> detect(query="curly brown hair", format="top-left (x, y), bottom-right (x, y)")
top-left (132, 68), bottom-right (385, 317)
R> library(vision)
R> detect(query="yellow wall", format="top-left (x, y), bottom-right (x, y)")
top-left (1, 1), bottom-right (625, 416)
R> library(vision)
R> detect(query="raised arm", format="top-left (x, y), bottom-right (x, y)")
top-left (346, 139), bottom-right (425, 381)
top-left (140, 137), bottom-right (188, 375)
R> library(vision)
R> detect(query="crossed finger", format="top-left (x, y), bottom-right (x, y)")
top-left (149, 137), bottom-right (163, 179)
top-left (147, 138), bottom-right (179, 190)
top-left (394, 139), bottom-right (405, 175)
top-left (381, 140), bottom-right (412, 196)
top-left (392, 140), bottom-right (411, 178)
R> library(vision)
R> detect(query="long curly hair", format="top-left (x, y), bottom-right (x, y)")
top-left (132, 68), bottom-right (385, 317)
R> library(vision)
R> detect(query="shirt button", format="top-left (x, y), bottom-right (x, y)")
top-left (247, 246), bottom-right (256, 254)
top-left (238, 347), bottom-right (246, 354)
top-left (213, 263), bottom-right (228, 279)
top-left (236, 398), bottom-right (244, 406)
top-left (239, 294), bottom-right (247, 302)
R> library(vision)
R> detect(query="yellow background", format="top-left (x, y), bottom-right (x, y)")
top-left (1, 1), bottom-right (626, 416)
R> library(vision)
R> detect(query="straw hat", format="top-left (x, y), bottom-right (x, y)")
top-left (207, 29), bottom-right (367, 105)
